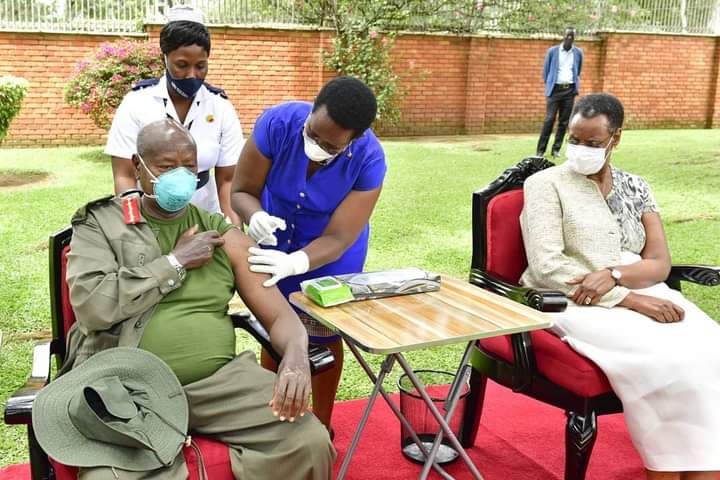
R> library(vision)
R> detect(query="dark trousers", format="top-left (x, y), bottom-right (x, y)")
top-left (536, 84), bottom-right (576, 156)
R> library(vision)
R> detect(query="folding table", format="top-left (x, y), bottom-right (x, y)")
top-left (290, 275), bottom-right (552, 480)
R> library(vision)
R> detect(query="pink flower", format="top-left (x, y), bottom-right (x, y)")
top-left (74, 59), bottom-right (90, 73)
top-left (629, 9), bottom-right (637, 17)
top-left (126, 65), bottom-right (139, 74)
top-left (110, 74), bottom-right (123, 83)
top-left (528, 14), bottom-right (535, 21)
top-left (369, 31), bottom-right (378, 39)
top-left (589, 14), bottom-right (598, 20)
top-left (80, 102), bottom-right (91, 113)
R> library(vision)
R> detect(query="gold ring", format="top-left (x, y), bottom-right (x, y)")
top-left (584, 297), bottom-right (592, 305)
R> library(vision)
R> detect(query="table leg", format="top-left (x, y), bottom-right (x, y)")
top-left (344, 342), bottom-right (455, 480)
top-left (395, 351), bottom-right (484, 480)
top-left (336, 355), bottom-right (395, 480)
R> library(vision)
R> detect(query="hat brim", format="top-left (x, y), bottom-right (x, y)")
top-left (33, 348), bottom-right (188, 471)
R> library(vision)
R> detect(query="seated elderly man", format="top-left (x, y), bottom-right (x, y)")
top-left (60, 118), bottom-right (335, 480)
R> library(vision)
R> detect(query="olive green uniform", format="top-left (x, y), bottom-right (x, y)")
top-left (63, 194), bottom-right (334, 480)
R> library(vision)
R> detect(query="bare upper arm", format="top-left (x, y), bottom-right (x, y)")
top-left (221, 227), bottom-right (296, 330)
top-left (323, 186), bottom-right (383, 243)
top-left (640, 212), bottom-right (671, 264)
top-left (231, 137), bottom-right (272, 199)
top-left (215, 165), bottom-right (236, 185)
top-left (111, 156), bottom-right (136, 194)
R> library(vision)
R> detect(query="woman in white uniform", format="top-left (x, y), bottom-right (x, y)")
top-left (105, 6), bottom-right (243, 223)
top-left (520, 93), bottom-right (720, 480)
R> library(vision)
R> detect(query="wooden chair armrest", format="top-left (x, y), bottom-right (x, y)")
top-left (230, 314), bottom-right (335, 375)
top-left (468, 270), bottom-right (565, 393)
top-left (4, 342), bottom-right (51, 425)
top-left (469, 268), bottom-right (567, 312)
top-left (666, 265), bottom-right (720, 290)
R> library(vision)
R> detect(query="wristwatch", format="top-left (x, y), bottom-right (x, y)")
top-left (607, 267), bottom-right (622, 286)
top-left (166, 253), bottom-right (186, 282)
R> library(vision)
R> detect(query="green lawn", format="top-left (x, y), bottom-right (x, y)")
top-left (1, 130), bottom-right (719, 467)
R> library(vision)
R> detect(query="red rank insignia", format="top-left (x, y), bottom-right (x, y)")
top-left (122, 195), bottom-right (141, 224)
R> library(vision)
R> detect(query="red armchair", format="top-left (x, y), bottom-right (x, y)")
top-left (459, 157), bottom-right (720, 480)
top-left (4, 226), bottom-right (335, 480)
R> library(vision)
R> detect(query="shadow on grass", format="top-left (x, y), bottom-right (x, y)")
top-left (78, 149), bottom-right (110, 164)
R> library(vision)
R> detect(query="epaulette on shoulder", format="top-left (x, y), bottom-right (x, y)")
top-left (131, 78), bottom-right (160, 91)
top-left (204, 82), bottom-right (228, 99)
top-left (71, 195), bottom-right (115, 225)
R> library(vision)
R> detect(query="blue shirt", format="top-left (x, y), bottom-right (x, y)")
top-left (542, 45), bottom-right (583, 96)
top-left (253, 101), bottom-right (387, 298)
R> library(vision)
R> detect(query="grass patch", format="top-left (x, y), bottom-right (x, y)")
top-left (1, 130), bottom-right (719, 467)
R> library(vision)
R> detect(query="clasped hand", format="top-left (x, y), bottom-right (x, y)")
top-left (269, 353), bottom-right (311, 422)
top-left (566, 269), bottom-right (615, 306)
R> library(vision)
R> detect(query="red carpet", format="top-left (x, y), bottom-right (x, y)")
top-left (0, 381), bottom-right (643, 480)
top-left (330, 380), bottom-right (643, 479)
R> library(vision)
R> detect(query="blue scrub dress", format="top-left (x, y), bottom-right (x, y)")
top-left (253, 102), bottom-right (387, 341)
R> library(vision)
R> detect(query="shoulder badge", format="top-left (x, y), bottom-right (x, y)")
top-left (71, 195), bottom-right (114, 225)
top-left (131, 78), bottom-right (161, 91)
top-left (122, 193), bottom-right (141, 225)
top-left (204, 82), bottom-right (228, 99)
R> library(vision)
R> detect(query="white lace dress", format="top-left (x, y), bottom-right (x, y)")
top-left (527, 167), bottom-right (720, 471)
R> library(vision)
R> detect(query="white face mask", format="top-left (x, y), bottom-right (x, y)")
top-left (565, 138), bottom-right (613, 175)
top-left (302, 128), bottom-right (337, 164)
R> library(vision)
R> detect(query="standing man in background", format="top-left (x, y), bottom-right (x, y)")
top-left (536, 26), bottom-right (583, 158)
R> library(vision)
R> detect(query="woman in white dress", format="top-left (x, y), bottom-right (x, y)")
top-left (105, 6), bottom-right (243, 223)
top-left (520, 93), bottom-right (720, 480)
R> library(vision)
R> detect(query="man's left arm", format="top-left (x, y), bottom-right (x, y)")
top-left (222, 227), bottom-right (311, 422)
top-left (543, 48), bottom-right (552, 82)
top-left (576, 47), bottom-right (583, 76)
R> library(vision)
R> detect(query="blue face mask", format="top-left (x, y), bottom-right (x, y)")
top-left (165, 59), bottom-right (204, 99)
top-left (137, 154), bottom-right (198, 212)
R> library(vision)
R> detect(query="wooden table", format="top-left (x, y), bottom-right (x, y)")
top-left (290, 275), bottom-right (552, 480)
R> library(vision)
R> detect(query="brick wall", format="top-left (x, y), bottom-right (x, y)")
top-left (2, 28), bottom-right (720, 147)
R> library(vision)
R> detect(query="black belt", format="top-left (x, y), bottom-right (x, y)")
top-left (197, 170), bottom-right (209, 190)
top-left (556, 83), bottom-right (574, 89)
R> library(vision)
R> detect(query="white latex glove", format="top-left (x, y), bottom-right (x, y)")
top-left (247, 211), bottom-right (286, 246)
top-left (248, 247), bottom-right (310, 287)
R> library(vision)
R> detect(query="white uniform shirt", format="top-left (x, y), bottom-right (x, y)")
top-left (557, 45), bottom-right (574, 85)
top-left (105, 75), bottom-right (244, 214)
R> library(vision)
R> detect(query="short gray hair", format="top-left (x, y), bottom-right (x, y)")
top-left (136, 118), bottom-right (196, 162)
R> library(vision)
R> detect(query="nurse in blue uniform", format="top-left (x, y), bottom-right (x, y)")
top-left (231, 77), bottom-right (386, 432)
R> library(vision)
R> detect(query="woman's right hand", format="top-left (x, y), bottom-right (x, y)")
top-left (248, 211), bottom-right (286, 246)
top-left (622, 292), bottom-right (685, 323)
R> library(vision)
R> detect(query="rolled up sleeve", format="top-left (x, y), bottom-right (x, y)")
top-left (67, 215), bottom-right (181, 334)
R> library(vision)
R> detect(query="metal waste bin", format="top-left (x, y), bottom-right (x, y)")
top-left (398, 369), bottom-right (469, 465)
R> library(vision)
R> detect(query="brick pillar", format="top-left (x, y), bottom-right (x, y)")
top-left (464, 36), bottom-right (489, 134)
top-left (707, 36), bottom-right (720, 128)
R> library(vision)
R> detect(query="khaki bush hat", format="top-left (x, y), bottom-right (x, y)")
top-left (32, 348), bottom-right (188, 471)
